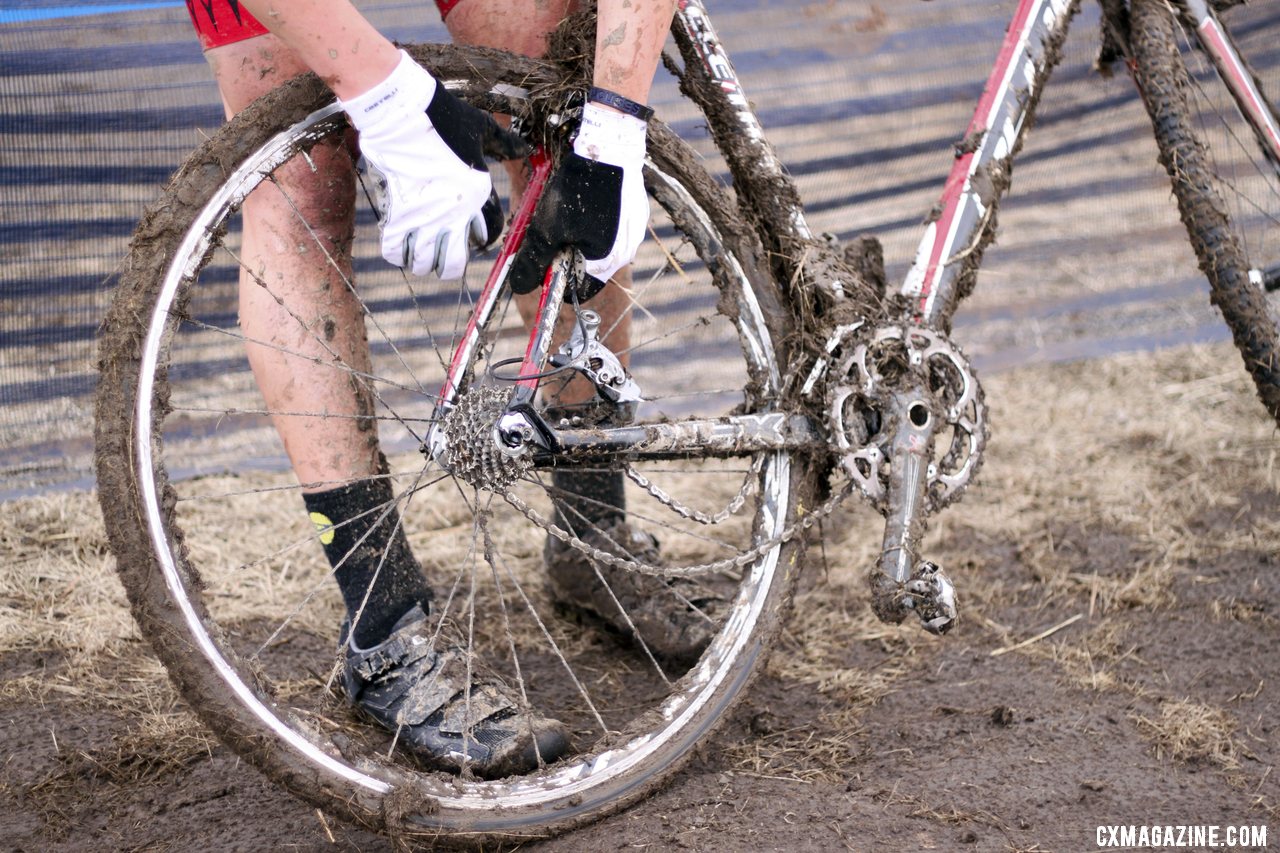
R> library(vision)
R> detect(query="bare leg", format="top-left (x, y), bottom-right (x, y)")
top-left (208, 33), bottom-right (435, 652)
top-left (207, 36), bottom-right (377, 491)
top-left (197, 21), bottom-right (572, 775)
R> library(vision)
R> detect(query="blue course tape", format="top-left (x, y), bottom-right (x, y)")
top-left (0, 2), bottom-right (183, 24)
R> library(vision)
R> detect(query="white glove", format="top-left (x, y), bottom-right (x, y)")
top-left (572, 103), bottom-right (649, 285)
top-left (340, 50), bottom-right (503, 279)
top-left (509, 103), bottom-right (649, 297)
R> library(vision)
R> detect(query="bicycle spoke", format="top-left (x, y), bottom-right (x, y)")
top-left (271, 171), bottom-right (431, 398)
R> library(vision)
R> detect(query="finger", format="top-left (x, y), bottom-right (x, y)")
top-left (397, 230), bottom-right (417, 273)
top-left (468, 214), bottom-right (486, 250)
top-left (433, 228), bottom-right (471, 280)
top-left (582, 196), bottom-right (649, 283)
top-left (508, 220), bottom-right (562, 295)
top-left (582, 254), bottom-right (620, 288)
top-left (482, 115), bottom-right (532, 162)
top-left (358, 156), bottom-right (390, 218)
top-left (470, 190), bottom-right (504, 251)
top-left (574, 272), bottom-right (609, 302)
top-left (405, 228), bottom-right (436, 277)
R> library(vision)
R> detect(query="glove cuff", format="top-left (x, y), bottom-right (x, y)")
top-left (340, 49), bottom-right (438, 134)
top-left (573, 102), bottom-right (647, 167)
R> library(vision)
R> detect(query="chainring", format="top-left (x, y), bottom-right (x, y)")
top-left (826, 324), bottom-right (988, 514)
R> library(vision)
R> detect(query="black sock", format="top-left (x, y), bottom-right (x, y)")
top-left (303, 477), bottom-right (433, 648)
top-left (551, 469), bottom-right (626, 532)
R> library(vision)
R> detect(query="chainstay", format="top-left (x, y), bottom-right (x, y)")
top-left (503, 470), bottom-right (858, 578)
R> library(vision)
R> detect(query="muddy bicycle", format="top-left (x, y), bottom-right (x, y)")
top-left (94, 0), bottom-right (1280, 842)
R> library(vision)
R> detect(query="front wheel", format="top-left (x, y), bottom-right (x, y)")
top-left (94, 43), bottom-right (817, 840)
top-left (1130, 0), bottom-right (1280, 423)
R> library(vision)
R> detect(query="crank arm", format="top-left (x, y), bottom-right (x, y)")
top-left (868, 382), bottom-right (959, 635)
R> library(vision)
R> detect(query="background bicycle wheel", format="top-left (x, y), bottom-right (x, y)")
top-left (4, 0), bottom-right (1279, 849)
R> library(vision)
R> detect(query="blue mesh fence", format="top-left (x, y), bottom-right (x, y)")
top-left (0, 1), bottom-right (447, 497)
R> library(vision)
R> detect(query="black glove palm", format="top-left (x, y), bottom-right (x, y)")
top-left (508, 153), bottom-right (625, 300)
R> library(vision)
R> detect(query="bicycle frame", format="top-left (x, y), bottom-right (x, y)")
top-left (902, 0), bottom-right (1079, 325)
top-left (428, 0), bottom-right (1280, 627)
top-left (1181, 0), bottom-right (1280, 178)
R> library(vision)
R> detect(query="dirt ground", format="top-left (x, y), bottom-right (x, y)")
top-left (3, 340), bottom-right (1277, 852)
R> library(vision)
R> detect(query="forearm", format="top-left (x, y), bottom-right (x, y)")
top-left (594, 0), bottom-right (677, 105)
top-left (237, 0), bottom-right (399, 99)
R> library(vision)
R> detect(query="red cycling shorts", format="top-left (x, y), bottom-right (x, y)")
top-left (187, 0), bottom-right (463, 51)
top-left (186, 0), bottom-right (268, 50)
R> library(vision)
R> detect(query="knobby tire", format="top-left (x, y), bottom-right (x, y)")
top-left (1131, 0), bottom-right (1280, 423)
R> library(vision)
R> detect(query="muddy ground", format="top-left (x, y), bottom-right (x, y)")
top-left (3, 341), bottom-right (1277, 852)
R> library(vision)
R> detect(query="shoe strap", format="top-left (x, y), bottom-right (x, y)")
top-left (396, 648), bottom-right (517, 730)
top-left (349, 631), bottom-right (435, 683)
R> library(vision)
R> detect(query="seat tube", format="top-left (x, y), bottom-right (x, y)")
top-left (436, 148), bottom-right (555, 407)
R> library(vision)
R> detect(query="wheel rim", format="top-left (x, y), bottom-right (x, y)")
top-left (127, 91), bottom-right (794, 826)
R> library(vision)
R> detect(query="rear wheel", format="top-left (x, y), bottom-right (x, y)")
top-left (94, 44), bottom-right (816, 840)
top-left (1130, 0), bottom-right (1280, 422)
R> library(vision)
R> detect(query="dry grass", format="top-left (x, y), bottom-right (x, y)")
top-left (722, 515), bottom-right (935, 782)
top-left (1132, 698), bottom-right (1243, 770)
top-left (871, 787), bottom-right (1016, 845)
top-left (0, 492), bottom-right (162, 707)
top-left (919, 343), bottom-right (1276, 779)
top-left (927, 343), bottom-right (1280, 619)
top-left (1025, 617), bottom-right (1138, 694)
top-left (24, 715), bottom-right (214, 841)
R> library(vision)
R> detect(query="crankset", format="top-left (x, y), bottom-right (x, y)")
top-left (822, 323), bottom-right (988, 634)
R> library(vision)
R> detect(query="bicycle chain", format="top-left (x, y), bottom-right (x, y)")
top-left (503, 471), bottom-right (858, 578)
top-left (622, 457), bottom-right (764, 526)
top-left (439, 383), bottom-right (857, 578)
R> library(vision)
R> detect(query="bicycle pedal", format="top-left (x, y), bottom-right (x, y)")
top-left (904, 560), bottom-right (958, 635)
top-left (870, 559), bottom-right (958, 635)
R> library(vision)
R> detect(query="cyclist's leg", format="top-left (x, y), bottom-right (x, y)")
top-left (200, 26), bottom-right (568, 773)
top-left (206, 36), bottom-right (379, 490)
top-left (203, 35), bottom-right (444, 652)
top-left (207, 35), bottom-right (428, 635)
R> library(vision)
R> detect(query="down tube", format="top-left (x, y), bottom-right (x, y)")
top-left (901, 0), bottom-right (1079, 327)
top-left (1183, 0), bottom-right (1280, 168)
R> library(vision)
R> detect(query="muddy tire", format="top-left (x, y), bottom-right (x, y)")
top-left (1130, 0), bottom-right (1280, 423)
top-left (93, 43), bottom-right (817, 841)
